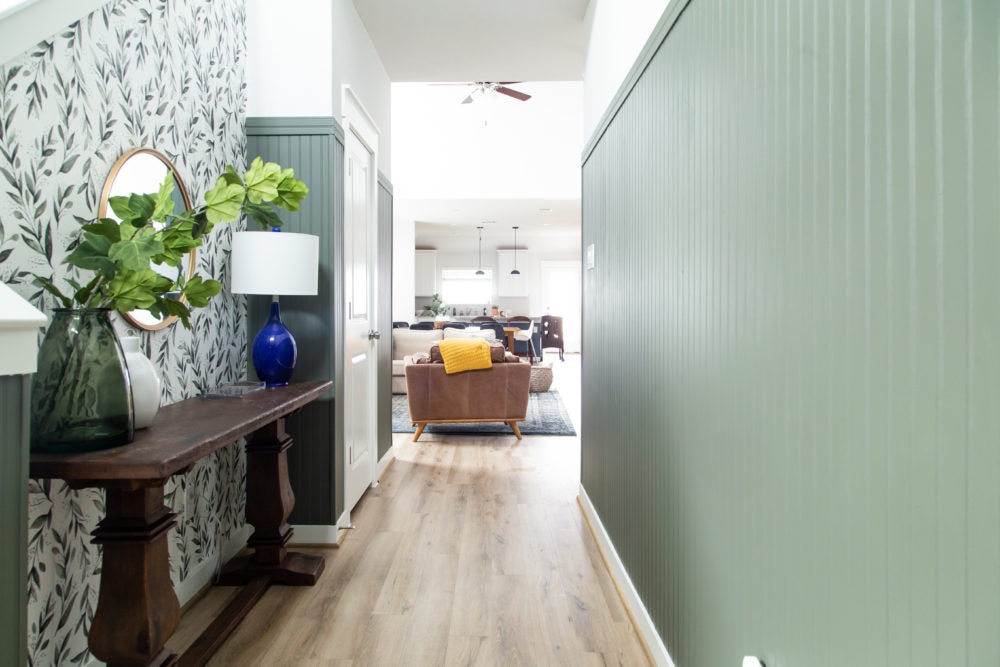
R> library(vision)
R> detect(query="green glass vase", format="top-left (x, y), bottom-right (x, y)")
top-left (30, 308), bottom-right (134, 453)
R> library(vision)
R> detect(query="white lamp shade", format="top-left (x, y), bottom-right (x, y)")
top-left (230, 230), bottom-right (319, 296)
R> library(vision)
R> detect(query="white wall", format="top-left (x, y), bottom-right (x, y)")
top-left (247, 0), bottom-right (392, 176)
top-left (392, 216), bottom-right (415, 323)
top-left (0, 0), bottom-right (107, 65)
top-left (582, 0), bottom-right (672, 141)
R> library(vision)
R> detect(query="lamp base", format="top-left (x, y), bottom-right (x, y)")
top-left (252, 300), bottom-right (297, 387)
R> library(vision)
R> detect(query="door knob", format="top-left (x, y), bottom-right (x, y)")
top-left (368, 330), bottom-right (381, 340)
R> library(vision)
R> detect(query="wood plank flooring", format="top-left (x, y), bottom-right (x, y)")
top-left (168, 355), bottom-right (650, 665)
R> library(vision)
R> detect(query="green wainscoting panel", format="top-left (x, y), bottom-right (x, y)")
top-left (247, 117), bottom-right (344, 525)
top-left (581, 1), bottom-right (1000, 665)
top-left (0, 375), bottom-right (28, 665)
top-left (377, 173), bottom-right (393, 462)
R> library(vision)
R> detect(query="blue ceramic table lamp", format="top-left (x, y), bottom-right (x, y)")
top-left (230, 229), bottom-right (319, 386)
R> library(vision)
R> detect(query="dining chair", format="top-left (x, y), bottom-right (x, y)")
top-left (477, 321), bottom-right (507, 347)
top-left (540, 315), bottom-right (564, 361)
top-left (512, 321), bottom-right (538, 363)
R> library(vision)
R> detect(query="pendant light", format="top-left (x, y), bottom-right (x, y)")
top-left (475, 225), bottom-right (485, 275)
top-left (510, 226), bottom-right (521, 275)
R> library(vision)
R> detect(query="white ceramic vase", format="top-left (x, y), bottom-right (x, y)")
top-left (121, 336), bottom-right (161, 429)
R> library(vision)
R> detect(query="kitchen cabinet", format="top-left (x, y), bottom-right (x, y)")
top-left (415, 249), bottom-right (437, 296)
top-left (497, 249), bottom-right (529, 297)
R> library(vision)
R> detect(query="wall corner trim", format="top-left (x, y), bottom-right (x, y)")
top-left (246, 116), bottom-right (344, 142)
top-left (578, 484), bottom-right (677, 667)
top-left (581, 0), bottom-right (693, 165)
top-left (377, 170), bottom-right (392, 195)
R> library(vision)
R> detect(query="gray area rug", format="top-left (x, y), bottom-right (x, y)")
top-left (392, 390), bottom-right (577, 436)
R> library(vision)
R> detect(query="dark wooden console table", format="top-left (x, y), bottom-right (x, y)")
top-left (29, 380), bottom-right (333, 667)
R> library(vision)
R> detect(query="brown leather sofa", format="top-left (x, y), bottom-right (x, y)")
top-left (404, 342), bottom-right (531, 441)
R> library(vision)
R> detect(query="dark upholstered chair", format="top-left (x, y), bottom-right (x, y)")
top-left (476, 321), bottom-right (507, 348)
top-left (410, 321), bottom-right (436, 330)
top-left (442, 322), bottom-right (467, 329)
top-left (540, 315), bottom-right (565, 361)
top-left (392, 321), bottom-right (410, 328)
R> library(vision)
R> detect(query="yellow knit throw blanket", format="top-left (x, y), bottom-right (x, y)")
top-left (437, 338), bottom-right (493, 374)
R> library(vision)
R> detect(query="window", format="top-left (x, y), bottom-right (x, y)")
top-left (441, 268), bottom-right (492, 304)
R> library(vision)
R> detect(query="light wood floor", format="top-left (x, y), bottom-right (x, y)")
top-left (169, 355), bottom-right (650, 665)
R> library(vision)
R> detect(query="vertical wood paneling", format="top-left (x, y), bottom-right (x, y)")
top-left (581, 0), bottom-right (1000, 664)
top-left (247, 118), bottom-right (344, 525)
top-left (376, 174), bottom-right (393, 461)
top-left (0, 376), bottom-right (28, 666)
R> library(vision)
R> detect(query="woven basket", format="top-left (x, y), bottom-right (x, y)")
top-left (529, 363), bottom-right (554, 392)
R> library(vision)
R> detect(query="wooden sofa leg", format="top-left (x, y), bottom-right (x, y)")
top-left (413, 423), bottom-right (426, 442)
top-left (508, 421), bottom-right (523, 439)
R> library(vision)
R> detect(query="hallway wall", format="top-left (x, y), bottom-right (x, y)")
top-left (581, 1), bottom-right (1000, 664)
top-left (0, 0), bottom-right (248, 662)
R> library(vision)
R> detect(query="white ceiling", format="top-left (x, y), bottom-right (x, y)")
top-left (352, 0), bottom-right (591, 82)
top-left (352, 0), bottom-right (589, 257)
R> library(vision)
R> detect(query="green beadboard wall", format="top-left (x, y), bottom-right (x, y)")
top-left (247, 117), bottom-right (345, 525)
top-left (581, 1), bottom-right (1000, 665)
top-left (0, 376), bottom-right (28, 665)
top-left (377, 173), bottom-right (393, 462)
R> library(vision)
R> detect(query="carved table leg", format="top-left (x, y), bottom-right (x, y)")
top-left (217, 416), bottom-right (325, 585)
top-left (88, 485), bottom-right (179, 667)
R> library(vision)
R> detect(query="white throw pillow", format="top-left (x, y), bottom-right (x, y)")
top-left (443, 327), bottom-right (496, 342)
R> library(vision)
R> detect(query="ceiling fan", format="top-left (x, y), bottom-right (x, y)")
top-left (460, 82), bottom-right (532, 105)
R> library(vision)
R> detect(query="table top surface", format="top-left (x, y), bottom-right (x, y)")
top-left (29, 380), bottom-right (333, 486)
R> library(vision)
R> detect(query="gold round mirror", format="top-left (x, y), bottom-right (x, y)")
top-left (98, 147), bottom-right (195, 330)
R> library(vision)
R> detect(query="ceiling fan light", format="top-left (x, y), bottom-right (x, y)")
top-left (510, 225), bottom-right (520, 276)
top-left (476, 225), bottom-right (485, 276)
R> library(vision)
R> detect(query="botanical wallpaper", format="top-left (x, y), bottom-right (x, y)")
top-left (0, 0), bottom-right (248, 663)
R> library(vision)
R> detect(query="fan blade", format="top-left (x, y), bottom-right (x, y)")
top-left (461, 94), bottom-right (474, 104)
top-left (495, 86), bottom-right (531, 101)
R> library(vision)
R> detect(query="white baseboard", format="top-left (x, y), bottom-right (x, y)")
top-left (291, 507), bottom-right (354, 546)
top-left (290, 523), bottom-right (342, 546)
top-left (292, 448), bottom-right (393, 548)
top-left (577, 484), bottom-right (676, 667)
top-left (174, 524), bottom-right (253, 607)
top-left (376, 445), bottom-right (395, 480)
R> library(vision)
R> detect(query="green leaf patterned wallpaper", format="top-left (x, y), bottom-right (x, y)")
top-left (0, 0), bottom-right (247, 663)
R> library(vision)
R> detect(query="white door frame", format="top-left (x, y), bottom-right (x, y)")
top-left (342, 86), bottom-right (379, 517)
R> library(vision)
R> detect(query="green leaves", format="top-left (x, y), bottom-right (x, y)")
top-left (203, 177), bottom-right (243, 224)
top-left (243, 156), bottom-right (281, 204)
top-left (181, 275), bottom-right (221, 308)
top-left (108, 227), bottom-right (164, 271)
top-left (274, 168), bottom-right (308, 212)
top-left (34, 156), bottom-right (308, 328)
top-left (241, 201), bottom-right (283, 230)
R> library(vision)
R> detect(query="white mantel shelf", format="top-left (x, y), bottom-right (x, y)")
top-left (0, 282), bottom-right (47, 376)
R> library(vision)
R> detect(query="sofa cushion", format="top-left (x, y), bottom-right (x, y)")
top-left (392, 328), bottom-right (443, 360)
top-left (443, 327), bottom-right (497, 342)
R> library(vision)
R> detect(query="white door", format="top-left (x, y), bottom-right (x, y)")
top-left (343, 90), bottom-right (379, 512)
top-left (539, 260), bottom-right (582, 353)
